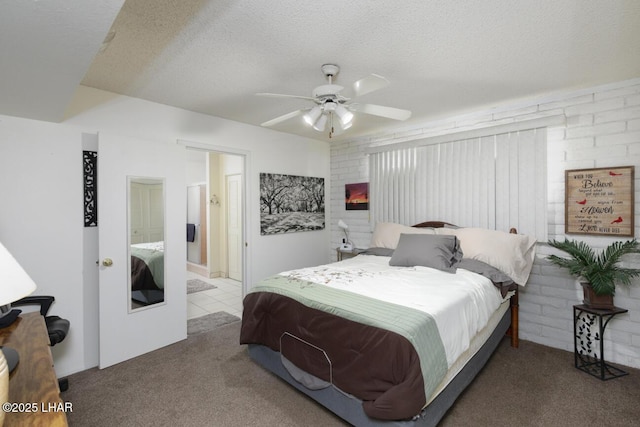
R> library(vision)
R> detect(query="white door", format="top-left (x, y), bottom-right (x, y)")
top-left (226, 174), bottom-right (243, 281)
top-left (98, 133), bottom-right (186, 368)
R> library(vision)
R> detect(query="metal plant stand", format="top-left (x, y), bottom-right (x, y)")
top-left (573, 304), bottom-right (628, 380)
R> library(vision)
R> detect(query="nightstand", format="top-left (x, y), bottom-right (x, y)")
top-left (336, 247), bottom-right (364, 261)
top-left (573, 304), bottom-right (629, 380)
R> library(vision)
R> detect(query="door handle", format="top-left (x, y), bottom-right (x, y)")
top-left (102, 258), bottom-right (114, 267)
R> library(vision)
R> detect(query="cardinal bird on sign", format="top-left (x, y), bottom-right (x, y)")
top-left (577, 199), bottom-right (587, 205)
top-left (611, 216), bottom-right (623, 224)
top-left (609, 171), bottom-right (623, 176)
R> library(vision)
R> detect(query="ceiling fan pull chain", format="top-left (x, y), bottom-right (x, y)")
top-left (329, 113), bottom-right (334, 138)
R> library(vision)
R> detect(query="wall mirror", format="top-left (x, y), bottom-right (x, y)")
top-left (128, 176), bottom-right (166, 311)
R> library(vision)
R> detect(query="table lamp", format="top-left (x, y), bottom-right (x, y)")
top-left (0, 241), bottom-right (37, 373)
top-left (338, 220), bottom-right (353, 251)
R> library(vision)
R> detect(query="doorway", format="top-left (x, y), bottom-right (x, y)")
top-left (185, 149), bottom-right (245, 320)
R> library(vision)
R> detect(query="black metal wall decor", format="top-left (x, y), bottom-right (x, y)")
top-left (83, 150), bottom-right (98, 227)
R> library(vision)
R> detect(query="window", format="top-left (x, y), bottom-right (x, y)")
top-left (369, 125), bottom-right (549, 240)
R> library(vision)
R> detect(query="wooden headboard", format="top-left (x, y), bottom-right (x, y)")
top-left (413, 221), bottom-right (518, 234)
top-left (412, 221), bottom-right (458, 229)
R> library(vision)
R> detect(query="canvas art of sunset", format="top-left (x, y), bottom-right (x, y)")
top-left (345, 182), bottom-right (369, 210)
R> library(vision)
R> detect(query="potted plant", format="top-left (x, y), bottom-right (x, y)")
top-left (546, 238), bottom-right (640, 309)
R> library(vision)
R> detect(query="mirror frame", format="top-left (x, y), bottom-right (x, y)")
top-left (127, 176), bottom-right (167, 312)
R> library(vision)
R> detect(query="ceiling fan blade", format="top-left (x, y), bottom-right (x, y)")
top-left (351, 74), bottom-right (390, 97)
top-left (256, 92), bottom-right (317, 102)
top-left (260, 109), bottom-right (307, 127)
top-left (350, 103), bottom-right (412, 121)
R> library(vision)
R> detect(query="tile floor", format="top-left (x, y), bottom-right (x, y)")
top-left (187, 271), bottom-right (243, 320)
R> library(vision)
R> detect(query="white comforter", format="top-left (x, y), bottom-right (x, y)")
top-left (279, 254), bottom-right (505, 367)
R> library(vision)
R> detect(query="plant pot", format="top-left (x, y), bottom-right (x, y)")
top-left (581, 282), bottom-right (614, 309)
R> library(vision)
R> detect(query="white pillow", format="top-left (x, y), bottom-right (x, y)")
top-left (370, 222), bottom-right (435, 249)
top-left (436, 227), bottom-right (536, 285)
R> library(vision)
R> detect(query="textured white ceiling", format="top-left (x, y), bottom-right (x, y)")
top-left (3, 0), bottom-right (640, 142)
top-left (0, 0), bottom-right (125, 122)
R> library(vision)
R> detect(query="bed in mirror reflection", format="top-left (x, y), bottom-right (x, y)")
top-left (128, 176), bottom-right (166, 310)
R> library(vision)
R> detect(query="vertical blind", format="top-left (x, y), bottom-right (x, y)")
top-left (369, 127), bottom-right (547, 239)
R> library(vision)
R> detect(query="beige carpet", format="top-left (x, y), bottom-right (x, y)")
top-left (64, 321), bottom-right (345, 427)
top-left (63, 322), bottom-right (640, 427)
top-left (187, 311), bottom-right (240, 335)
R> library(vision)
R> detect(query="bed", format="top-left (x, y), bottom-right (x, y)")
top-left (130, 241), bottom-right (164, 305)
top-left (240, 222), bottom-right (536, 426)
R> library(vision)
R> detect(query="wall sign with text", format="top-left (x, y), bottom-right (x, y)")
top-left (565, 166), bottom-right (634, 236)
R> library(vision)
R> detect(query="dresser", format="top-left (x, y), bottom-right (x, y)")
top-left (0, 312), bottom-right (68, 426)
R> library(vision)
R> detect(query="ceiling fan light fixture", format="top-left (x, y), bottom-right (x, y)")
top-left (323, 101), bottom-right (337, 112)
top-left (303, 106), bottom-right (322, 127)
top-left (258, 64), bottom-right (411, 138)
top-left (313, 114), bottom-right (327, 131)
top-left (334, 104), bottom-right (353, 126)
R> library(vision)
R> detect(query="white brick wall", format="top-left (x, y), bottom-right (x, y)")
top-left (330, 78), bottom-right (640, 369)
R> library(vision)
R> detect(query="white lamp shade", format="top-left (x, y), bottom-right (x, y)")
top-left (306, 102), bottom-right (355, 135)
top-left (313, 114), bottom-right (327, 131)
top-left (0, 242), bottom-right (37, 306)
top-left (338, 220), bottom-right (349, 230)
top-left (334, 104), bottom-right (354, 126)
top-left (303, 106), bottom-right (322, 126)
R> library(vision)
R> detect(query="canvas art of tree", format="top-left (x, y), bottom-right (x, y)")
top-left (260, 173), bottom-right (325, 235)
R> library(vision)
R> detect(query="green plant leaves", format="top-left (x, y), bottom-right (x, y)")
top-left (547, 238), bottom-right (640, 295)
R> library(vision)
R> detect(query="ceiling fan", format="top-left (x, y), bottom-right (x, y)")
top-left (257, 64), bottom-right (412, 138)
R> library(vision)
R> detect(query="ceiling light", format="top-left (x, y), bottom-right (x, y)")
top-left (323, 101), bottom-right (337, 113)
top-left (303, 106), bottom-right (322, 127)
top-left (303, 101), bottom-right (353, 138)
top-left (334, 104), bottom-right (353, 126)
top-left (313, 114), bottom-right (327, 131)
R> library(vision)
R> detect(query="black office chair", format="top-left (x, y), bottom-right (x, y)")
top-left (12, 295), bottom-right (70, 391)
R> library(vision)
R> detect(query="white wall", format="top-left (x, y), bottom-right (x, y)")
top-left (0, 86), bottom-right (331, 376)
top-left (0, 118), bottom-right (85, 377)
top-left (330, 78), bottom-right (640, 369)
top-left (186, 150), bottom-right (207, 185)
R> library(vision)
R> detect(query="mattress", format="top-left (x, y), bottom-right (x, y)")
top-left (275, 254), bottom-right (505, 368)
top-left (241, 254), bottom-right (511, 420)
top-left (425, 297), bottom-right (510, 405)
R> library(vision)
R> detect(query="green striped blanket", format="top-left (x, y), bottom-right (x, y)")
top-left (249, 274), bottom-right (448, 401)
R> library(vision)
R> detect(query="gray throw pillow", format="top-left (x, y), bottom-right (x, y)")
top-left (389, 234), bottom-right (462, 273)
top-left (456, 258), bottom-right (517, 297)
top-left (359, 247), bottom-right (395, 257)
